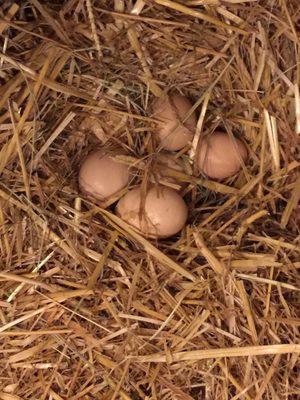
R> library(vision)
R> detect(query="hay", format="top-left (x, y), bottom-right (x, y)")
top-left (0, 0), bottom-right (299, 399)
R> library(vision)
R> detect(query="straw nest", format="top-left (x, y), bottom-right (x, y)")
top-left (0, 1), bottom-right (299, 399)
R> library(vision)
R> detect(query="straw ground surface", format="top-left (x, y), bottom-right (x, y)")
top-left (0, 0), bottom-right (299, 399)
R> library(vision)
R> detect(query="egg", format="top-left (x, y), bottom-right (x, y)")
top-left (79, 151), bottom-right (129, 201)
top-left (116, 186), bottom-right (188, 238)
top-left (196, 131), bottom-right (247, 180)
top-left (153, 94), bottom-right (197, 151)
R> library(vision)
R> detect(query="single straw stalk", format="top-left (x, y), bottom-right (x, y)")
top-left (295, 84), bottom-right (300, 134)
top-left (132, 344), bottom-right (300, 363)
top-left (264, 109), bottom-right (280, 171)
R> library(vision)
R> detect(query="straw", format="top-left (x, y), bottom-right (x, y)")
top-left (0, 0), bottom-right (299, 398)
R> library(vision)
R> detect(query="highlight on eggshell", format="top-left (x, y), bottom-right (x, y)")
top-left (196, 131), bottom-right (247, 180)
top-left (153, 94), bottom-right (197, 151)
top-left (79, 151), bottom-right (129, 202)
top-left (116, 185), bottom-right (188, 238)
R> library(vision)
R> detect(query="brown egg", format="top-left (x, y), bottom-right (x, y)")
top-left (116, 186), bottom-right (188, 238)
top-left (79, 151), bottom-right (129, 201)
top-left (153, 94), bottom-right (197, 151)
top-left (196, 131), bottom-right (247, 180)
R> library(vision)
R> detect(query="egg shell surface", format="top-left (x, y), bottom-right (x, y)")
top-left (116, 186), bottom-right (188, 238)
top-left (196, 131), bottom-right (247, 179)
top-left (153, 94), bottom-right (196, 151)
top-left (79, 151), bottom-right (129, 201)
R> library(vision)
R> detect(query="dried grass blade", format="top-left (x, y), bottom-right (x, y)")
top-left (254, 48), bottom-right (266, 91)
top-left (87, 231), bottom-right (118, 289)
top-left (0, 393), bottom-right (22, 400)
top-left (264, 109), bottom-right (280, 171)
top-left (254, 355), bottom-right (281, 400)
top-left (280, 174), bottom-right (300, 228)
top-left (48, 390), bottom-right (65, 400)
top-left (193, 232), bottom-right (225, 274)
top-left (154, 0), bottom-right (248, 34)
top-left (236, 210), bottom-right (268, 243)
top-left (8, 340), bottom-right (54, 363)
top-left (0, 3), bottom-right (19, 34)
top-left (8, 102), bottom-right (30, 199)
top-left (236, 273), bottom-right (300, 291)
top-left (131, 0), bottom-right (145, 15)
top-left (96, 7), bottom-right (189, 26)
top-left (0, 304), bottom-right (55, 333)
top-left (247, 234), bottom-right (300, 252)
top-left (49, 289), bottom-right (94, 302)
top-left (224, 0), bottom-right (257, 2)
top-left (236, 281), bottom-right (258, 343)
top-left (0, 329), bottom-right (72, 337)
top-left (295, 84), bottom-right (300, 134)
top-left (133, 344), bottom-right (300, 363)
top-left (0, 272), bottom-right (51, 291)
top-left (86, 0), bottom-right (102, 59)
top-left (32, 111), bottom-right (76, 166)
top-left (216, 6), bottom-right (244, 25)
top-left (190, 89), bottom-right (211, 162)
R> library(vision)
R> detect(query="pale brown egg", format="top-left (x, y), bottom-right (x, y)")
top-left (153, 94), bottom-right (197, 151)
top-left (116, 186), bottom-right (188, 238)
top-left (79, 151), bottom-right (129, 201)
top-left (196, 131), bottom-right (247, 180)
